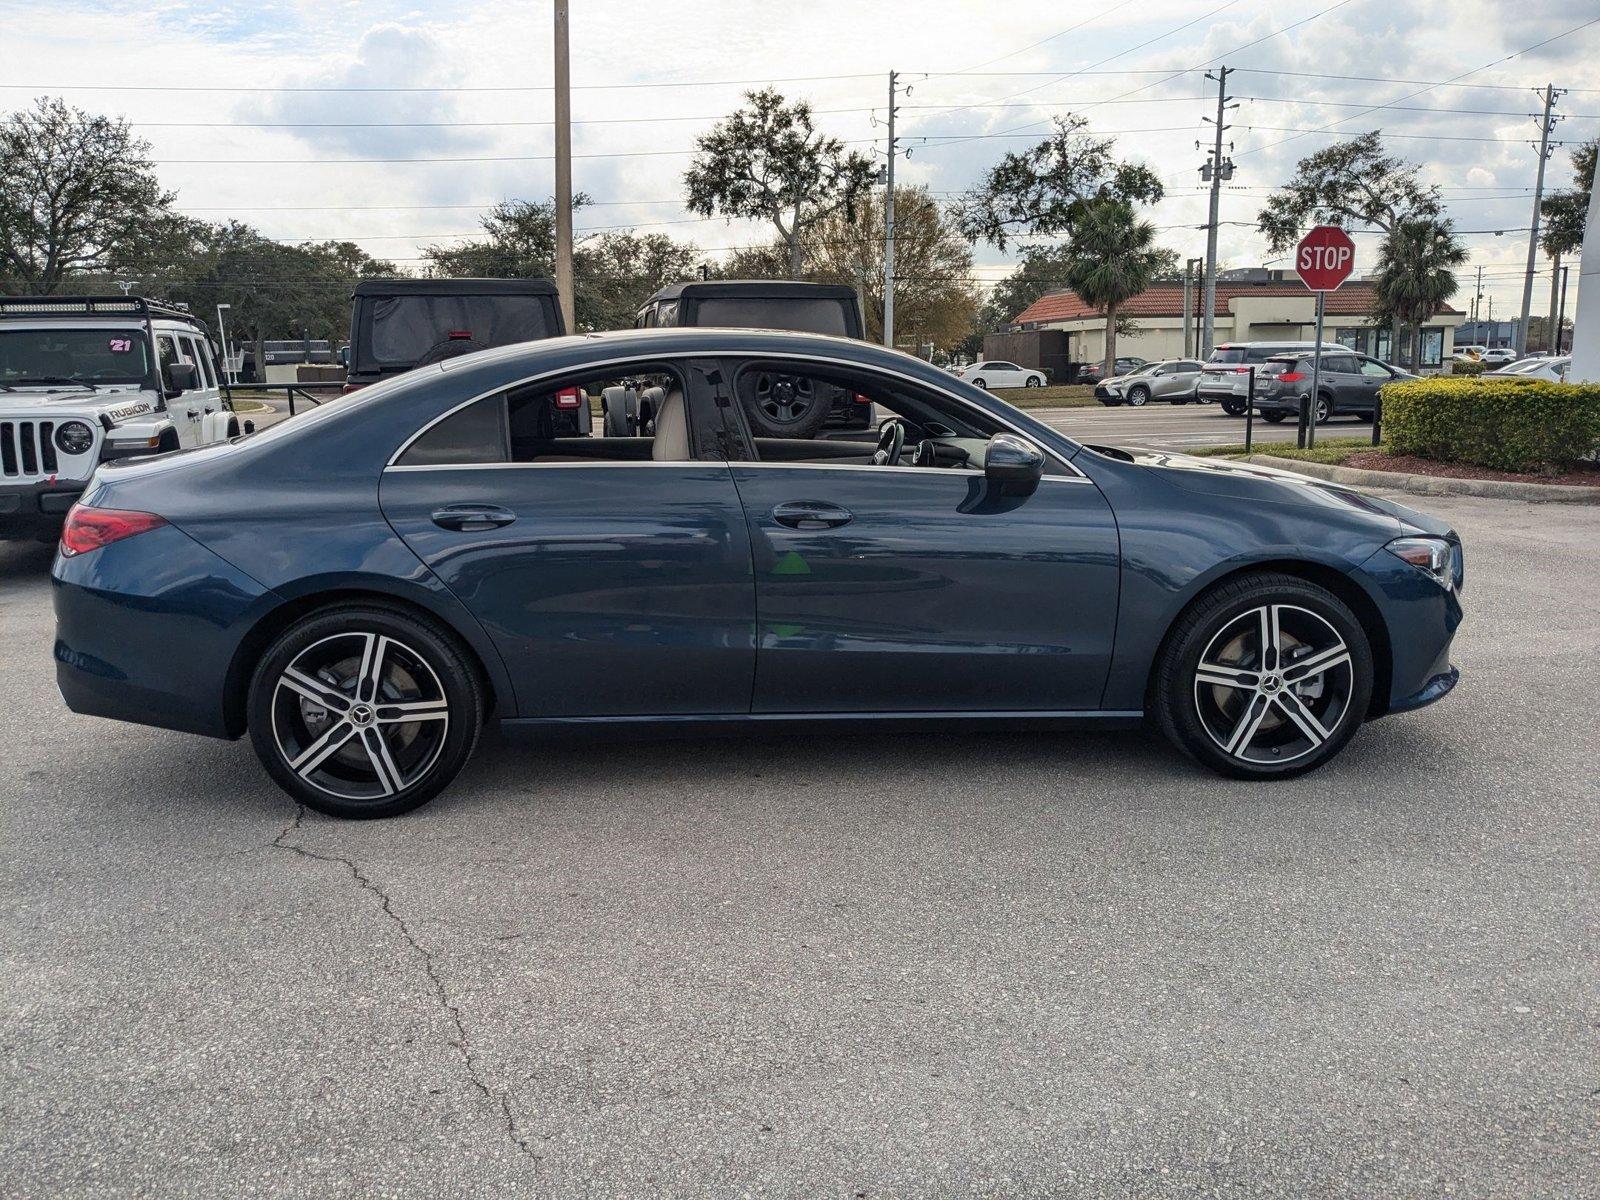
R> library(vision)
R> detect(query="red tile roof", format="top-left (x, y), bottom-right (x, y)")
top-left (1013, 280), bottom-right (1462, 324)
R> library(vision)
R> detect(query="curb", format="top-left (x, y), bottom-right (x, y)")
top-left (1244, 454), bottom-right (1600, 505)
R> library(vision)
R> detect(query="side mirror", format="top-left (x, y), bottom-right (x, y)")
top-left (984, 433), bottom-right (1045, 494)
top-left (165, 361), bottom-right (197, 395)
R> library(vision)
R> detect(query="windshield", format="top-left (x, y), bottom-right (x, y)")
top-left (363, 296), bottom-right (556, 367)
top-left (693, 298), bottom-right (851, 336)
top-left (0, 328), bottom-right (151, 385)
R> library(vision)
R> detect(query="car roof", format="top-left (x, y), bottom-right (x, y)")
top-left (351, 277), bottom-right (558, 298)
top-left (643, 280), bottom-right (859, 304)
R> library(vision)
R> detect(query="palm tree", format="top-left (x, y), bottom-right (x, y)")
top-left (1374, 218), bottom-right (1466, 370)
top-left (1063, 199), bottom-right (1173, 377)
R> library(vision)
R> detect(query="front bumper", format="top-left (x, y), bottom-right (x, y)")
top-left (1354, 544), bottom-right (1465, 718)
top-left (1094, 384), bottom-right (1122, 403)
top-left (0, 478), bottom-right (86, 540)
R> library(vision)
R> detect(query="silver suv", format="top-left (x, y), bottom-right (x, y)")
top-left (1197, 342), bottom-right (1344, 415)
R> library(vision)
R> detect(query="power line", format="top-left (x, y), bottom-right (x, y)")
top-left (0, 72), bottom-right (882, 94)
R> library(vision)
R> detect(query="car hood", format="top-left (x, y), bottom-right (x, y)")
top-left (0, 386), bottom-right (155, 415)
top-left (1100, 374), bottom-right (1137, 388)
top-left (1105, 446), bottom-right (1452, 537)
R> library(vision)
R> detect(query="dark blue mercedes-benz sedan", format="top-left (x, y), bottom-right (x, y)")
top-left (52, 329), bottom-right (1463, 818)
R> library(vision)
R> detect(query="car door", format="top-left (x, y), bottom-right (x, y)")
top-left (1327, 354), bottom-right (1365, 410)
top-left (379, 358), bottom-right (757, 718)
top-left (1170, 359), bottom-right (1203, 399)
top-left (1355, 357), bottom-right (1395, 411)
top-left (154, 333), bottom-right (204, 447)
top-left (722, 358), bottom-right (1121, 714)
top-left (177, 332), bottom-right (228, 440)
top-left (1147, 363), bottom-right (1178, 399)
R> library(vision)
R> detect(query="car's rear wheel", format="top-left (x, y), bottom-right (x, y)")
top-left (248, 605), bottom-right (484, 818)
top-left (1221, 399), bottom-right (1246, 416)
top-left (1153, 573), bottom-right (1372, 780)
top-left (1314, 395), bottom-right (1332, 424)
top-left (1262, 412), bottom-right (1287, 424)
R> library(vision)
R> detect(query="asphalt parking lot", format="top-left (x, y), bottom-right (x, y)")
top-left (3, 489), bottom-right (1596, 1197)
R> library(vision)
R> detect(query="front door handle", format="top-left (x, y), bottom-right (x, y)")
top-left (772, 500), bottom-right (853, 530)
top-left (431, 503), bottom-right (517, 532)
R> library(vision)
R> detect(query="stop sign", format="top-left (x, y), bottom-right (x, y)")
top-left (1295, 225), bottom-right (1356, 292)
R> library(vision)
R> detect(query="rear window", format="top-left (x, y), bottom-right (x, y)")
top-left (1208, 348), bottom-right (1246, 364)
top-left (692, 298), bottom-right (850, 336)
top-left (362, 295), bottom-right (555, 367)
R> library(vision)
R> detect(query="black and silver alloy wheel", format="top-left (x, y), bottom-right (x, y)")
top-left (249, 605), bottom-right (483, 818)
top-left (272, 632), bottom-right (450, 802)
top-left (1192, 604), bottom-right (1353, 766)
top-left (1154, 573), bottom-right (1373, 779)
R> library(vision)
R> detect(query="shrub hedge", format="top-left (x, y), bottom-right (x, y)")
top-left (1449, 358), bottom-right (1487, 376)
top-left (1381, 377), bottom-right (1600, 473)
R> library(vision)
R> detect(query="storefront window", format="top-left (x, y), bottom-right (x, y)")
top-left (1375, 329), bottom-right (1392, 363)
top-left (1422, 328), bottom-right (1443, 368)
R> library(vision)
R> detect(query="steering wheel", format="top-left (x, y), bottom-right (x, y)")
top-left (871, 418), bottom-right (906, 466)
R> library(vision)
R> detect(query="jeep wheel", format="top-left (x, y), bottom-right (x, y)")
top-left (745, 372), bottom-right (830, 438)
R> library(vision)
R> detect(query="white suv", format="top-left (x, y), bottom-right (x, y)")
top-left (1, 295), bottom-right (239, 541)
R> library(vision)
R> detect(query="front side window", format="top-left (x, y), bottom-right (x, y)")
top-left (728, 359), bottom-right (1067, 477)
top-left (1359, 359), bottom-right (1392, 379)
top-left (0, 328), bottom-right (152, 385)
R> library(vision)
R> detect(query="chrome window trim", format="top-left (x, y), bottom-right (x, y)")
top-left (384, 348), bottom-right (1086, 478)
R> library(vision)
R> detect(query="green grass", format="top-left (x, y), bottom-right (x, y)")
top-left (1189, 437), bottom-right (1376, 465)
top-left (991, 384), bottom-right (1099, 408)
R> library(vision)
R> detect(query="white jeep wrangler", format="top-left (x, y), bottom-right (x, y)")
top-left (1, 295), bottom-right (240, 541)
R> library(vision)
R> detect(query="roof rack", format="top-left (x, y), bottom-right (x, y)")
top-left (0, 295), bottom-right (205, 328)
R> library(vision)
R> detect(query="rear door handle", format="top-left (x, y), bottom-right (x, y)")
top-left (772, 500), bottom-right (853, 530)
top-left (431, 503), bottom-right (516, 531)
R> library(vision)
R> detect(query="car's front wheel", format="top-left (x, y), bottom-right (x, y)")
top-left (1126, 385), bottom-right (1150, 407)
top-left (248, 605), bottom-right (484, 818)
top-left (1024, 375), bottom-right (1042, 387)
top-left (970, 377), bottom-right (987, 389)
top-left (1153, 573), bottom-right (1372, 779)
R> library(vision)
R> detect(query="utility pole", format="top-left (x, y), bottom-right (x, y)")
top-left (883, 70), bottom-right (899, 349)
top-left (1556, 263), bottom-right (1570, 353)
top-left (1516, 83), bottom-right (1562, 356)
top-left (1183, 257), bottom-right (1202, 357)
top-left (553, 0), bottom-right (575, 333)
top-left (1200, 67), bottom-right (1235, 357)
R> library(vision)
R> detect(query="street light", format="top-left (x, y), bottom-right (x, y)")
top-left (215, 303), bottom-right (236, 385)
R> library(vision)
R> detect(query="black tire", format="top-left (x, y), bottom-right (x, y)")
top-left (1262, 412), bottom-right (1287, 424)
top-left (248, 604), bottom-right (484, 818)
top-left (1220, 399), bottom-right (1246, 416)
top-left (970, 377), bottom-right (987, 390)
top-left (743, 372), bottom-right (830, 438)
top-left (1127, 385), bottom-right (1150, 407)
top-left (1024, 376), bottom-right (1043, 388)
top-left (1315, 394), bottom-right (1333, 424)
top-left (1152, 572), bottom-right (1373, 780)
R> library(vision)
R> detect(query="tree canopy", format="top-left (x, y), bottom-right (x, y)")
top-left (1062, 199), bottom-right (1175, 375)
top-left (1373, 217), bottom-right (1465, 368)
top-left (1256, 131), bottom-right (1442, 252)
top-left (0, 97), bottom-right (177, 293)
top-left (957, 115), bottom-right (1163, 250)
top-left (684, 88), bottom-right (879, 278)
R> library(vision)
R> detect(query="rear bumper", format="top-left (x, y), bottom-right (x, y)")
top-left (52, 523), bottom-right (275, 738)
top-left (0, 479), bottom-right (86, 540)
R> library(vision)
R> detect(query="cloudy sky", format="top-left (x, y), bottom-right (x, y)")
top-left (4, 0), bottom-right (1597, 318)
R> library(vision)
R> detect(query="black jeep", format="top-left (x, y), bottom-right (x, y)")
top-left (634, 280), bottom-right (872, 437)
top-left (346, 278), bottom-right (588, 433)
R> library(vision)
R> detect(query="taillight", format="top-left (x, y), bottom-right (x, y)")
top-left (553, 386), bottom-right (583, 409)
top-left (1278, 371), bottom-right (1305, 383)
top-left (59, 505), bottom-right (167, 558)
top-left (447, 330), bottom-right (473, 341)
top-left (853, 392), bottom-right (872, 405)
top-left (341, 381), bottom-right (365, 395)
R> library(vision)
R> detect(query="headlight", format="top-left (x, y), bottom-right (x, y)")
top-left (54, 421), bottom-right (95, 455)
top-left (1386, 536), bottom-right (1456, 589)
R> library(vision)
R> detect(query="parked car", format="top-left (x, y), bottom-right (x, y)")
top-left (1250, 351), bottom-right (1416, 424)
top-left (53, 327), bottom-right (1463, 818)
top-left (1485, 355), bottom-right (1570, 383)
top-left (950, 359), bottom-right (1048, 390)
top-left (1480, 347), bottom-right (1518, 366)
top-left (1198, 342), bottom-right (1345, 414)
top-left (635, 280), bottom-right (872, 437)
top-left (1095, 359), bottom-right (1204, 406)
top-left (1077, 356), bottom-right (1146, 384)
top-left (345, 277), bottom-right (587, 437)
top-left (1, 295), bottom-right (239, 542)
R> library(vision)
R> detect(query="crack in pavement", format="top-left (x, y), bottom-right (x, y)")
top-left (272, 805), bottom-right (540, 1167)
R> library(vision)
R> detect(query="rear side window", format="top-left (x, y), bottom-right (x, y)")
top-left (398, 396), bottom-right (511, 466)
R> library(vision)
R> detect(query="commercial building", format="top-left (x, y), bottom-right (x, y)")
top-left (1003, 270), bottom-right (1465, 371)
